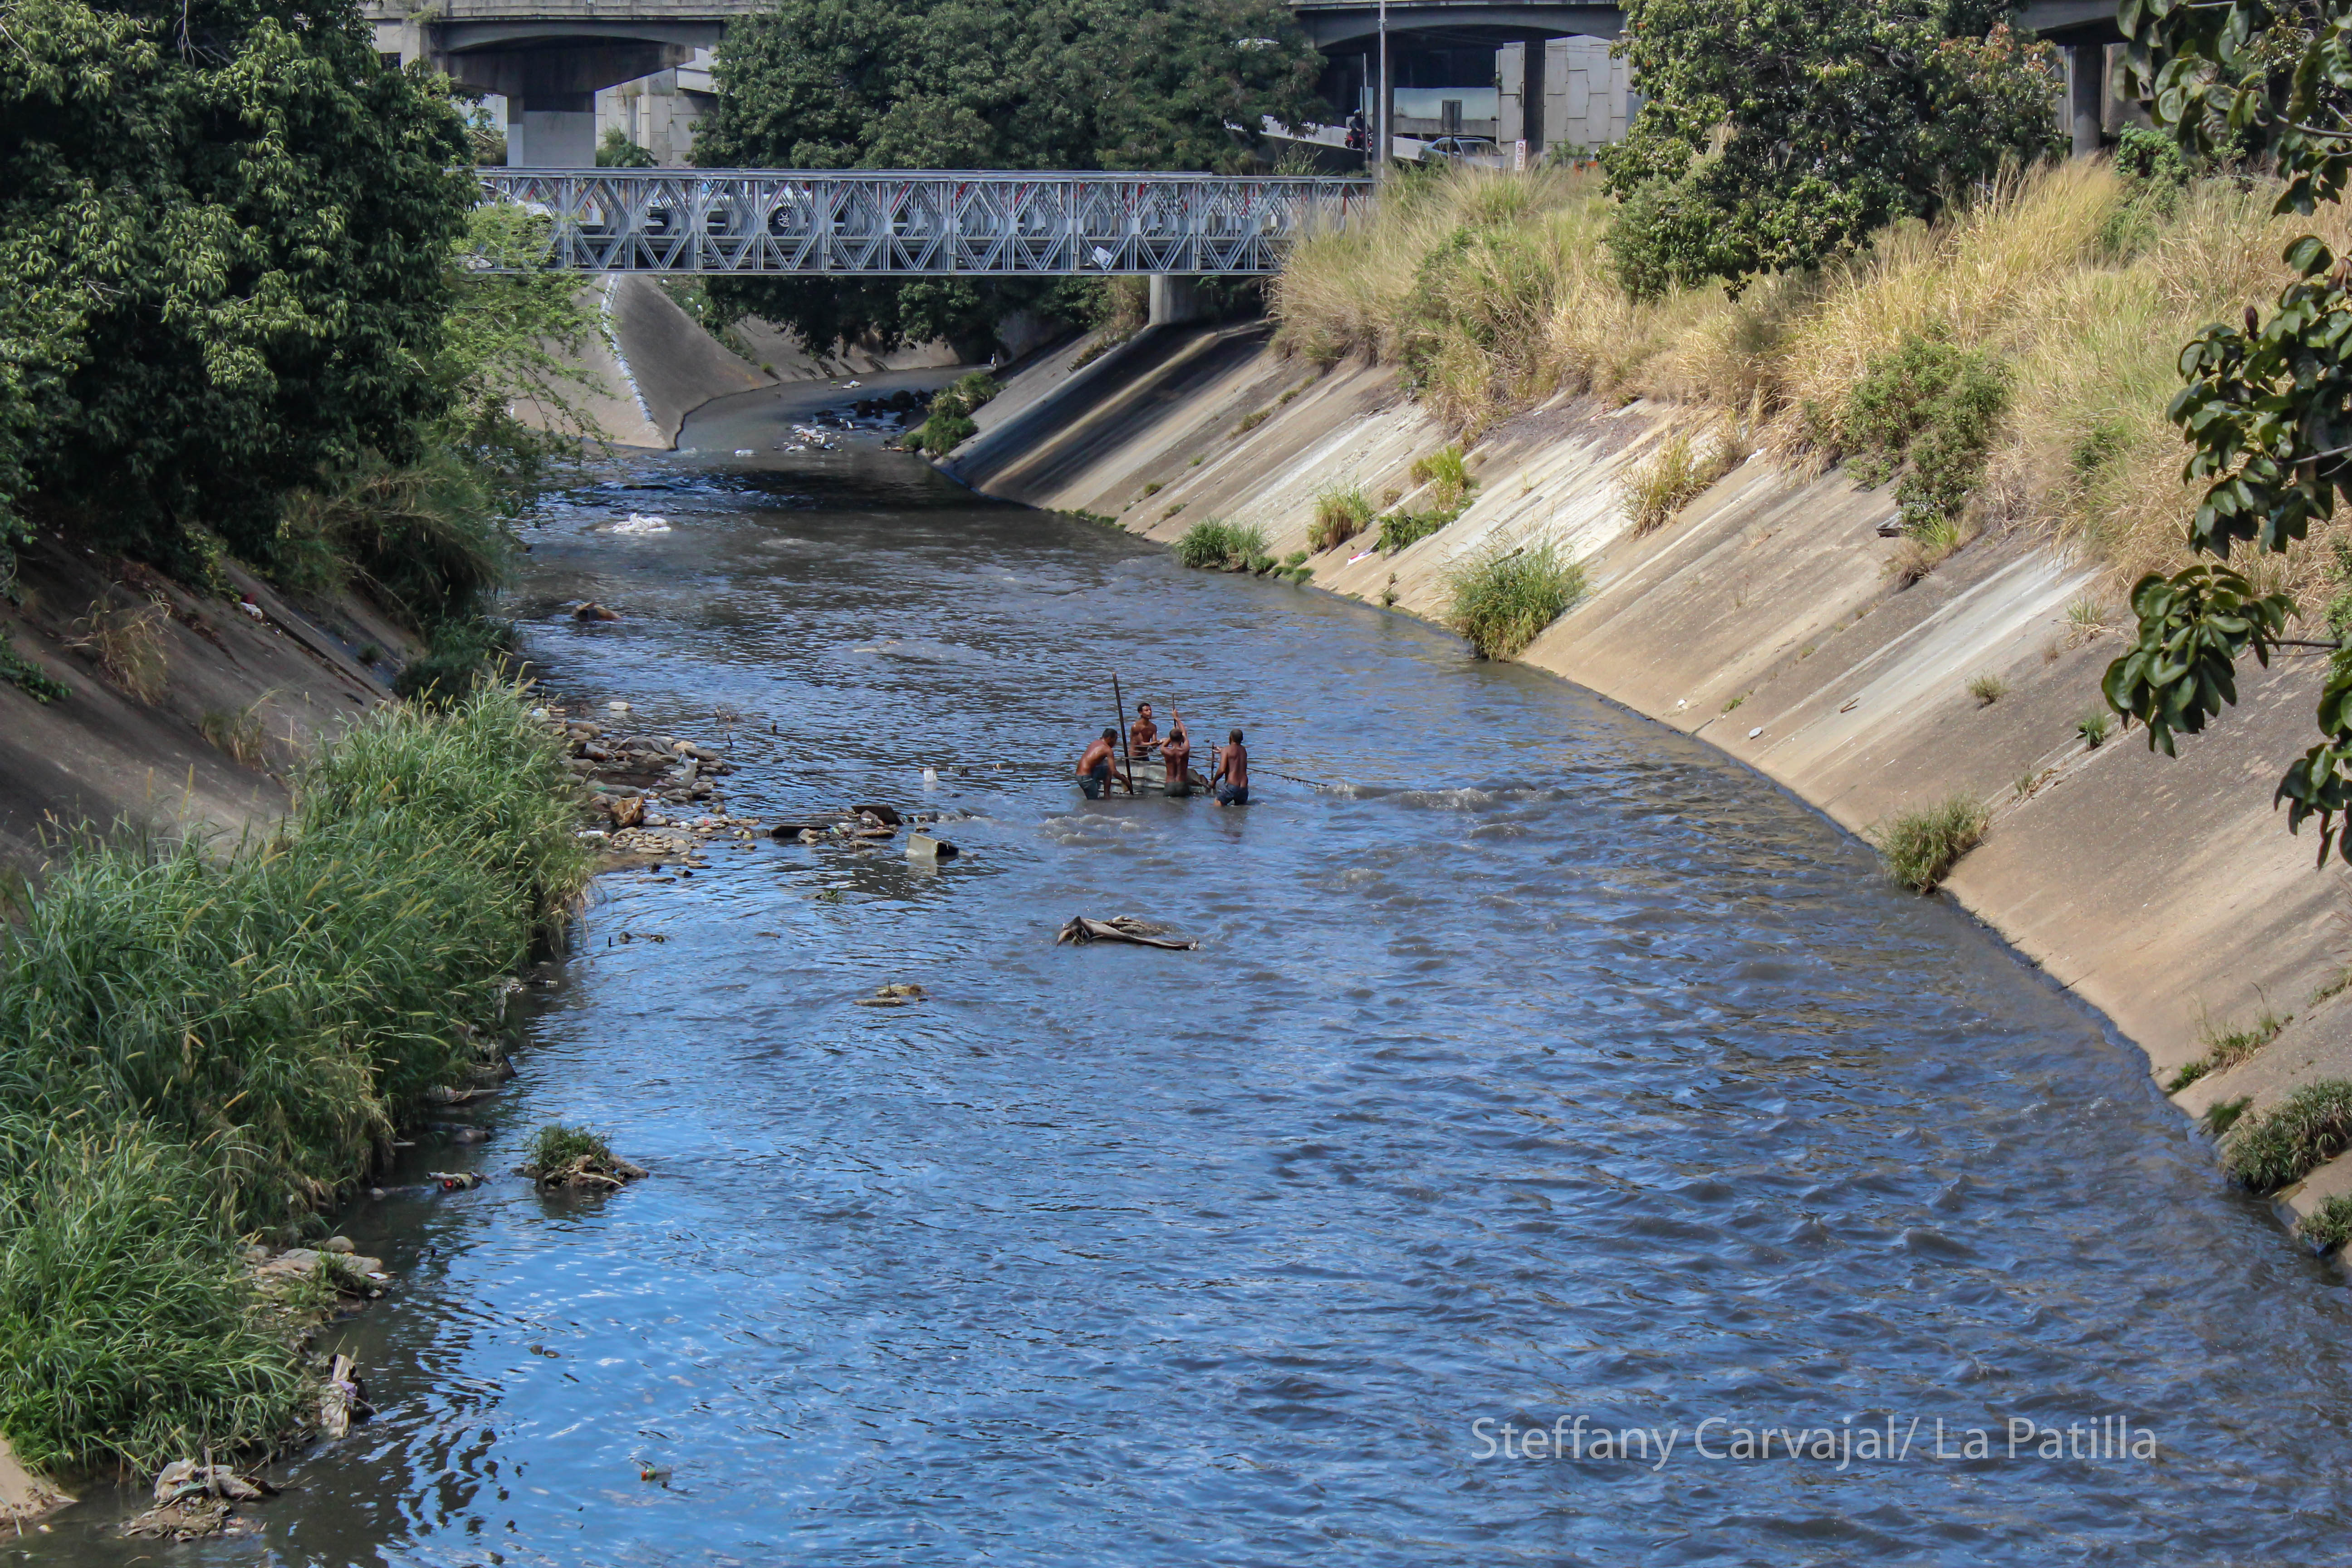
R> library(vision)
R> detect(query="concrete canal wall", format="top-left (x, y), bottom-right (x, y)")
top-left (946, 318), bottom-right (2352, 1222)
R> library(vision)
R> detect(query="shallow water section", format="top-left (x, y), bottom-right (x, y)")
top-left (27, 389), bottom-right (2352, 1566)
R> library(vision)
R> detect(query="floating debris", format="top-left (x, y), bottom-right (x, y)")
top-left (612, 513), bottom-right (671, 535)
top-left (1055, 915), bottom-right (1200, 950)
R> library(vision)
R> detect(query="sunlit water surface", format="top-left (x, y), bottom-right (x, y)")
top-left (26, 385), bottom-right (2352, 1566)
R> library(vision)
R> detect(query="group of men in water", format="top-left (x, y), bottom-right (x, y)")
top-left (1075, 701), bottom-right (1249, 806)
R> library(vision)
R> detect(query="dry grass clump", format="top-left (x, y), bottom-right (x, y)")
top-left (1622, 423), bottom-right (1741, 534)
top-left (201, 703), bottom-right (270, 769)
top-left (71, 597), bottom-right (169, 704)
top-left (1273, 157), bottom-right (2352, 591)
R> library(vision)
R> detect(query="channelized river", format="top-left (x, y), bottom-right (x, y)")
top-left (29, 379), bottom-right (2352, 1566)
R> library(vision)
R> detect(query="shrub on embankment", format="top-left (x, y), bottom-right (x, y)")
top-left (1269, 159), bottom-right (2352, 598)
top-left (0, 686), bottom-right (588, 1474)
top-left (1446, 544), bottom-right (1585, 659)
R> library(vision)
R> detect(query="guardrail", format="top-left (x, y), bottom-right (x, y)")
top-left (476, 170), bottom-right (1374, 275)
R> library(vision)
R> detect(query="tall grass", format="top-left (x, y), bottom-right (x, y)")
top-left (1446, 544), bottom-right (1586, 658)
top-left (1271, 160), bottom-right (2352, 592)
top-left (0, 684), bottom-right (587, 1473)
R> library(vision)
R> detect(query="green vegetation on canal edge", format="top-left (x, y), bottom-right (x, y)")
top-left (0, 687), bottom-right (588, 1475)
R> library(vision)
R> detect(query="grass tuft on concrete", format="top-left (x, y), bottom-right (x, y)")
top-left (2221, 1080), bottom-right (2352, 1193)
top-left (1446, 544), bottom-right (1585, 659)
top-left (1173, 519), bottom-right (1267, 570)
top-left (1309, 486), bottom-right (1375, 552)
top-left (1871, 795), bottom-right (1989, 892)
top-left (2303, 1194), bottom-right (2352, 1253)
top-left (2166, 1008), bottom-right (2291, 1093)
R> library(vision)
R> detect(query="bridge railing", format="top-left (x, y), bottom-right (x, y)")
top-left (476, 169), bottom-right (1375, 275)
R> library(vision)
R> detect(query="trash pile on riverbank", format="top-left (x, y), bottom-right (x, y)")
top-left (0, 685), bottom-right (588, 1507)
top-left (546, 712), bottom-right (738, 827)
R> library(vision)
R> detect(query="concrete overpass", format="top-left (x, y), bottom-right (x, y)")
top-left (372, 0), bottom-right (2130, 166)
top-left (1289, 0), bottom-right (2126, 157)
top-left (370, 0), bottom-right (758, 164)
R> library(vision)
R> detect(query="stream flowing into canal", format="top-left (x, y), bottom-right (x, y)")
top-left (29, 378), bottom-right (2352, 1566)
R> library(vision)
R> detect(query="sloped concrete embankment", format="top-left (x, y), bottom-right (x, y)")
top-left (0, 533), bottom-right (411, 876)
top-left (948, 321), bottom-right (2352, 1223)
top-left (522, 276), bottom-right (963, 451)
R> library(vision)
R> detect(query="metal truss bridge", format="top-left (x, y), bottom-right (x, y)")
top-left (480, 170), bottom-right (1373, 275)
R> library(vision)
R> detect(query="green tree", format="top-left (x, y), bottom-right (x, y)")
top-left (1601, 1), bottom-right (2064, 297)
top-left (694, 0), bottom-right (1327, 353)
top-left (2104, 0), bottom-right (2352, 862)
top-left (0, 0), bottom-right (475, 570)
top-left (598, 126), bottom-right (659, 167)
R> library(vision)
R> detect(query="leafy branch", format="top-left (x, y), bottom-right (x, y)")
top-left (2111, 0), bottom-right (2352, 862)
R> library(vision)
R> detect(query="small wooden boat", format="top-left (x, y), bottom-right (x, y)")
top-left (1107, 755), bottom-right (1210, 796)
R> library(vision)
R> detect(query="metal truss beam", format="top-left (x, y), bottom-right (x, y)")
top-left (477, 170), bottom-right (1374, 275)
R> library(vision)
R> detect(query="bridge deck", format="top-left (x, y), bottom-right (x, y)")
top-left (481, 170), bottom-right (1374, 275)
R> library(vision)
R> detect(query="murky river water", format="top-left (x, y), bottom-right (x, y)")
top-left (28, 379), bottom-right (2352, 1566)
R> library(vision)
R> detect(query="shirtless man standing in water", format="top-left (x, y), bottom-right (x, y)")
top-left (1077, 728), bottom-right (1119, 799)
top-left (1161, 721), bottom-right (1192, 797)
top-left (1213, 729), bottom-right (1249, 807)
top-left (1128, 702), bottom-right (1161, 764)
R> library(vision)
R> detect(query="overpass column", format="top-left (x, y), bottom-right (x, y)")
top-left (2067, 43), bottom-right (2103, 157)
top-left (1379, 42), bottom-right (1396, 170)
top-left (1149, 276), bottom-right (1204, 326)
top-left (509, 93), bottom-right (598, 167)
top-left (1522, 37), bottom-right (1548, 165)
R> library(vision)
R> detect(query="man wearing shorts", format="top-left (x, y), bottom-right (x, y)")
top-left (1213, 728), bottom-right (1249, 807)
top-left (1161, 722), bottom-right (1192, 797)
top-left (1077, 728), bottom-right (1119, 799)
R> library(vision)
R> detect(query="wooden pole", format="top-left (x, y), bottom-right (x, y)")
top-left (1110, 670), bottom-right (1137, 794)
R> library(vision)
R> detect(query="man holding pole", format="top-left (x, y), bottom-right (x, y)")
top-left (1162, 716), bottom-right (1193, 797)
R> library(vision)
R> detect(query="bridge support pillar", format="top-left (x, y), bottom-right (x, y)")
top-left (1521, 36), bottom-right (1548, 165)
top-left (509, 97), bottom-right (598, 167)
top-left (2067, 42), bottom-right (2103, 157)
top-left (1148, 276), bottom-right (1206, 326)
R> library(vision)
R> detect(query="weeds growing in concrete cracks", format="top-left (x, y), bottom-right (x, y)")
top-left (1622, 426), bottom-right (1735, 534)
top-left (1872, 795), bottom-right (1989, 892)
top-left (2221, 1080), bottom-right (2352, 1192)
top-left (2166, 1009), bottom-right (2292, 1093)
